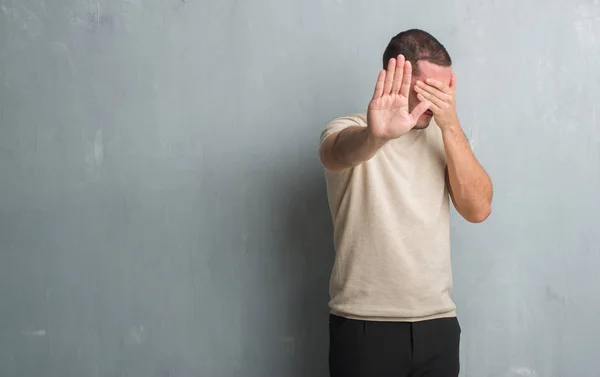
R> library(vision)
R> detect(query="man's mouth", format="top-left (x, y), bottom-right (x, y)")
top-left (424, 110), bottom-right (433, 116)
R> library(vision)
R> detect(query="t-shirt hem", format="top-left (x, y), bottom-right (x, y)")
top-left (329, 308), bottom-right (457, 322)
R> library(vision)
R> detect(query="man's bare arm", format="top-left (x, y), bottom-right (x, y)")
top-left (415, 75), bottom-right (492, 223)
top-left (443, 127), bottom-right (492, 223)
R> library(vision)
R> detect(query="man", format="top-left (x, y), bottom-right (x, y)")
top-left (319, 29), bottom-right (493, 377)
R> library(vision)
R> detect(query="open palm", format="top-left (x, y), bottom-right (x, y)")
top-left (367, 55), bottom-right (431, 140)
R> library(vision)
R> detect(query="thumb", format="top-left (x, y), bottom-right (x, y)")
top-left (410, 100), bottom-right (431, 120)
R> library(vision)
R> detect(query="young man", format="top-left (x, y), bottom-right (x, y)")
top-left (319, 29), bottom-right (493, 377)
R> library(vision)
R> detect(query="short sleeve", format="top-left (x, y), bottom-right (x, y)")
top-left (319, 112), bottom-right (368, 147)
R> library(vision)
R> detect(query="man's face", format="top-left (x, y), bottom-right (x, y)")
top-left (409, 60), bottom-right (453, 129)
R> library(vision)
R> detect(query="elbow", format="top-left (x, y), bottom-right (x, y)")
top-left (319, 148), bottom-right (343, 172)
top-left (465, 205), bottom-right (492, 223)
top-left (319, 144), bottom-right (353, 172)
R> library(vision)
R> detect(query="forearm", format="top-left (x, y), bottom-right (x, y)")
top-left (320, 126), bottom-right (387, 171)
top-left (442, 123), bottom-right (492, 222)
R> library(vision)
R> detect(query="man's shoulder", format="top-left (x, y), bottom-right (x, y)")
top-left (319, 111), bottom-right (368, 146)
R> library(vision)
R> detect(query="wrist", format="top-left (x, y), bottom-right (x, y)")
top-left (439, 120), bottom-right (462, 134)
top-left (363, 127), bottom-right (390, 149)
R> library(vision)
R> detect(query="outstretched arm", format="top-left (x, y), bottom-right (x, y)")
top-left (319, 55), bottom-right (431, 171)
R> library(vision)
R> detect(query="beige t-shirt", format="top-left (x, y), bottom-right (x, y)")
top-left (320, 112), bottom-right (455, 322)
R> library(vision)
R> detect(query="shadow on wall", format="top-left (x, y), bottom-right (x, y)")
top-left (219, 149), bottom-right (334, 377)
top-left (250, 38), bottom-right (367, 377)
top-left (227, 37), bottom-right (363, 377)
top-left (269, 156), bottom-right (334, 377)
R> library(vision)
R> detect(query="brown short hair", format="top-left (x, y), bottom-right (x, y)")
top-left (382, 29), bottom-right (452, 75)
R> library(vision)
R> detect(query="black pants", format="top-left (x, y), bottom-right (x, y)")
top-left (329, 314), bottom-right (461, 377)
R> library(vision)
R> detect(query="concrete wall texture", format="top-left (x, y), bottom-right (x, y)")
top-left (1, 0), bottom-right (599, 376)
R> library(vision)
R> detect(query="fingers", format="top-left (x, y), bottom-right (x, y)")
top-left (410, 99), bottom-right (431, 119)
top-left (372, 69), bottom-right (386, 100)
top-left (378, 55), bottom-right (411, 98)
top-left (400, 60), bottom-right (412, 98)
top-left (425, 78), bottom-right (453, 94)
top-left (416, 92), bottom-right (441, 112)
top-left (415, 81), bottom-right (451, 104)
top-left (383, 58), bottom-right (396, 95)
top-left (391, 55), bottom-right (405, 94)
